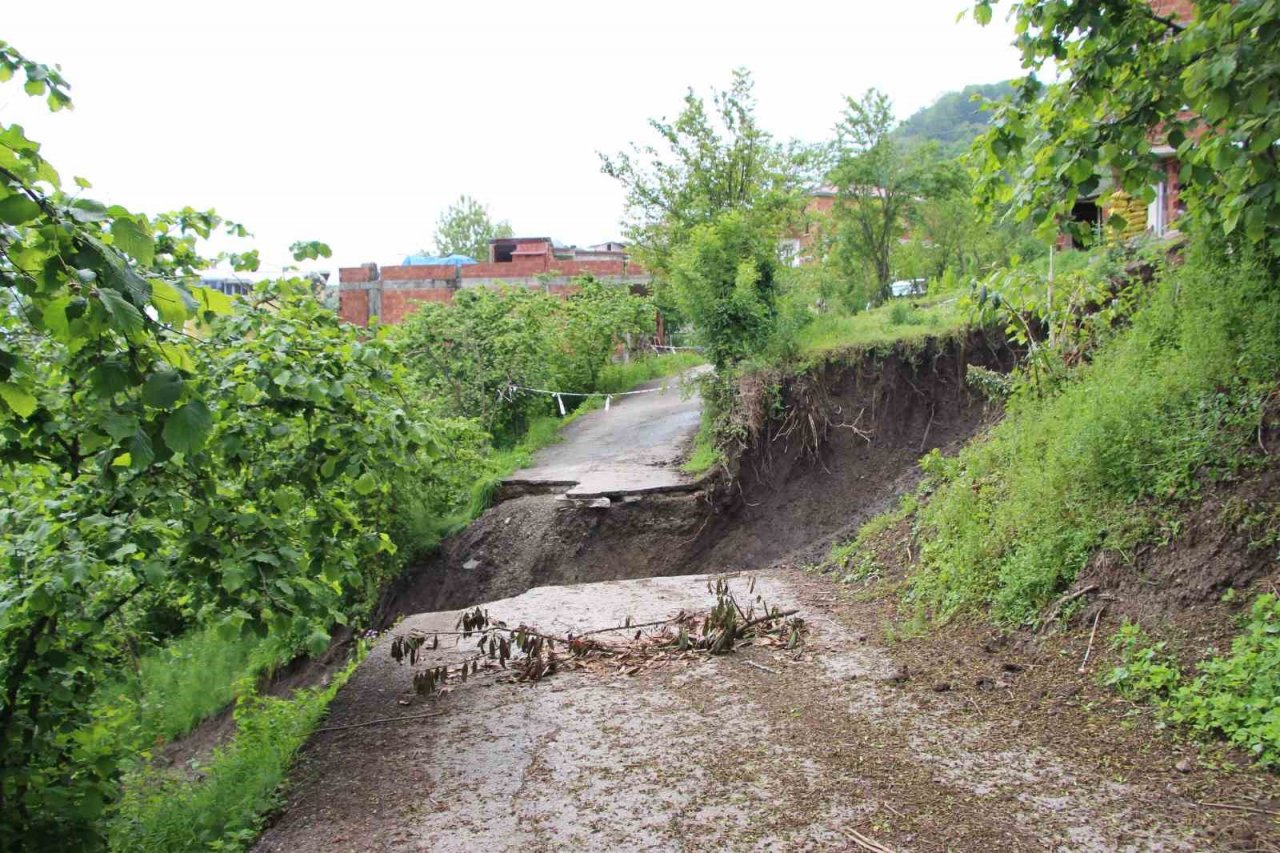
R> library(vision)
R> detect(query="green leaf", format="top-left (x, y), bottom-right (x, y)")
top-left (41, 297), bottom-right (72, 340)
top-left (221, 565), bottom-right (248, 593)
top-left (129, 428), bottom-right (155, 469)
top-left (97, 289), bottom-right (145, 334)
top-left (0, 193), bottom-right (41, 225)
top-left (102, 412), bottom-right (138, 440)
top-left (150, 279), bottom-right (190, 326)
top-left (194, 286), bottom-right (234, 318)
top-left (141, 371), bottom-right (184, 408)
top-left (90, 359), bottom-right (134, 396)
top-left (0, 382), bottom-right (37, 417)
top-left (110, 216), bottom-right (156, 266)
top-left (162, 400), bottom-right (213, 454)
top-left (353, 471), bottom-right (378, 495)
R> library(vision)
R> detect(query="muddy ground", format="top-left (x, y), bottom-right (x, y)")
top-left (257, 570), bottom-right (1280, 852)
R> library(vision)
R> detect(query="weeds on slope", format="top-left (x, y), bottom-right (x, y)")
top-left (1107, 596), bottom-right (1280, 767)
top-left (108, 651), bottom-right (361, 852)
top-left (906, 238), bottom-right (1280, 624)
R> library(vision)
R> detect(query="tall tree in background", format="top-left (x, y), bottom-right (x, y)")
top-left (432, 195), bottom-right (513, 261)
top-left (826, 89), bottom-right (924, 303)
top-left (971, 0), bottom-right (1280, 255)
top-left (600, 68), bottom-right (811, 276)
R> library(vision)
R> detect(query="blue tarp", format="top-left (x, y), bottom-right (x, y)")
top-left (401, 253), bottom-right (478, 266)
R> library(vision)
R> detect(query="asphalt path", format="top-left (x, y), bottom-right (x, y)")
top-left (503, 367), bottom-right (708, 499)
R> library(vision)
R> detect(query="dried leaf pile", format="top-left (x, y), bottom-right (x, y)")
top-left (389, 577), bottom-right (804, 696)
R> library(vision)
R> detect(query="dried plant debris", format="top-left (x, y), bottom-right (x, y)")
top-left (388, 577), bottom-right (804, 697)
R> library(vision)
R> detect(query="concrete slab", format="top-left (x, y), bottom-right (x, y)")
top-left (504, 368), bottom-right (708, 498)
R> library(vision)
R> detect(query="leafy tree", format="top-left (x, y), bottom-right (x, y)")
top-left (395, 280), bottom-right (653, 443)
top-left (600, 68), bottom-right (811, 276)
top-left (558, 277), bottom-right (656, 391)
top-left (825, 89), bottom-right (926, 302)
top-left (971, 0), bottom-right (1280, 254)
top-left (0, 41), bottom-right (481, 846)
top-left (893, 81), bottom-right (1016, 157)
top-left (432, 195), bottom-right (512, 261)
top-left (668, 211), bottom-right (779, 369)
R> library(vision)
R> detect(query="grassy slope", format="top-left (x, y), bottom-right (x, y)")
top-left (796, 296), bottom-right (966, 356)
top-left (825, 240), bottom-right (1280, 762)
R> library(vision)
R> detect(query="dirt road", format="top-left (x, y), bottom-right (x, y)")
top-left (503, 369), bottom-right (708, 499)
top-left (257, 570), bottom-right (1275, 851)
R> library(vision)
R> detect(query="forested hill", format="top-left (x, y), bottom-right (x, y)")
top-left (893, 80), bottom-right (1015, 156)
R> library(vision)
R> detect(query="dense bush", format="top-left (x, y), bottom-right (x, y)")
top-left (668, 211), bottom-right (781, 369)
top-left (0, 279), bottom-right (482, 845)
top-left (394, 278), bottom-right (654, 444)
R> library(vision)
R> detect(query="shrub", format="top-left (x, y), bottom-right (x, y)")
top-left (1106, 595), bottom-right (1280, 766)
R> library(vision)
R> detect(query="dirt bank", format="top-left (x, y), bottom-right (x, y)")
top-left (698, 331), bottom-right (1014, 571)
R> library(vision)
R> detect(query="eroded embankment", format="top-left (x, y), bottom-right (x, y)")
top-left (696, 330), bottom-right (1014, 570)
top-left (381, 329), bottom-right (1013, 622)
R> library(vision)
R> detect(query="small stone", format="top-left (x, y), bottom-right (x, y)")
top-left (462, 558), bottom-right (480, 571)
top-left (975, 676), bottom-right (996, 691)
top-left (588, 497), bottom-right (611, 509)
top-left (880, 667), bottom-right (910, 685)
top-left (1175, 758), bottom-right (1193, 774)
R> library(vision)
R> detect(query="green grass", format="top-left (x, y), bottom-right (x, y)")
top-left (594, 351), bottom-right (704, 394)
top-left (681, 407), bottom-right (725, 476)
top-left (905, 239), bottom-right (1280, 624)
top-left (127, 629), bottom-right (285, 743)
top-left (91, 625), bottom-right (296, 765)
top-left (109, 656), bottom-right (359, 852)
top-left (795, 296), bottom-right (965, 355)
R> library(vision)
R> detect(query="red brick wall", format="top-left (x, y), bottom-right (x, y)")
top-left (462, 258), bottom-right (550, 278)
top-left (339, 289), bottom-right (368, 325)
top-left (1149, 0), bottom-right (1193, 22)
top-left (339, 266), bottom-right (373, 283)
top-left (381, 265), bottom-right (458, 282)
top-left (380, 288), bottom-right (453, 324)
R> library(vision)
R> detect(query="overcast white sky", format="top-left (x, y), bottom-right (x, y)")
top-left (3, 1), bottom-right (1024, 272)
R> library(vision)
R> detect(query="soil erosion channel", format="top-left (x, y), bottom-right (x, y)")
top-left (261, 337), bottom-right (1273, 850)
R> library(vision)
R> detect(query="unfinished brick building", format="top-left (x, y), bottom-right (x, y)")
top-left (337, 238), bottom-right (649, 326)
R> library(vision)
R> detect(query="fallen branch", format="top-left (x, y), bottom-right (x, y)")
top-left (1078, 605), bottom-right (1106, 673)
top-left (1195, 801), bottom-right (1280, 818)
top-left (313, 711), bottom-right (445, 734)
top-left (744, 660), bottom-right (778, 674)
top-left (739, 608), bottom-right (800, 631)
top-left (1041, 584), bottom-right (1099, 631)
top-left (844, 827), bottom-right (898, 853)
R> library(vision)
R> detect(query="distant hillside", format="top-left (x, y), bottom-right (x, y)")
top-left (893, 81), bottom-right (1015, 157)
